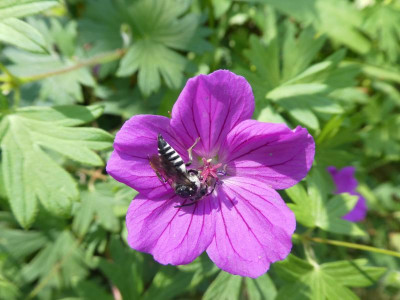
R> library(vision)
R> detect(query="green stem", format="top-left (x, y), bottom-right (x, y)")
top-left (20, 48), bottom-right (126, 84)
top-left (293, 234), bottom-right (400, 258)
top-left (206, 0), bottom-right (215, 29)
top-left (0, 62), bottom-right (14, 79)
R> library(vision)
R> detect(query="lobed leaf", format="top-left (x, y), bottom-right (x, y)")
top-left (0, 105), bottom-right (112, 228)
top-left (276, 255), bottom-right (386, 300)
top-left (203, 271), bottom-right (242, 300)
top-left (0, 0), bottom-right (59, 20)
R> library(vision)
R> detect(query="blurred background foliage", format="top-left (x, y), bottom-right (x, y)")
top-left (0, 0), bottom-right (399, 299)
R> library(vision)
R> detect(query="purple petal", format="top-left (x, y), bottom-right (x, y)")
top-left (126, 193), bottom-right (216, 265)
top-left (327, 166), bottom-right (367, 222)
top-left (206, 176), bottom-right (296, 278)
top-left (327, 166), bottom-right (358, 194)
top-left (170, 70), bottom-right (254, 158)
top-left (342, 193), bottom-right (367, 222)
top-left (221, 120), bottom-right (315, 190)
top-left (106, 115), bottom-right (186, 198)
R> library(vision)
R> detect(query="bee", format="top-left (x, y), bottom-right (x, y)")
top-left (149, 134), bottom-right (208, 207)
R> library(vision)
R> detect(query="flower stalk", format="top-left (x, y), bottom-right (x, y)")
top-left (0, 48), bottom-right (126, 89)
top-left (294, 233), bottom-right (400, 259)
top-left (20, 49), bottom-right (126, 84)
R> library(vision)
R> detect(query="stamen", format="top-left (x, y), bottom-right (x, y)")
top-left (199, 158), bottom-right (224, 184)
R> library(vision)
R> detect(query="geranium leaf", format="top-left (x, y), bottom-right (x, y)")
top-left (238, 23), bottom-right (353, 130)
top-left (21, 231), bottom-right (88, 289)
top-left (256, 0), bottom-right (370, 54)
top-left (75, 281), bottom-right (113, 300)
top-left (0, 0), bottom-right (59, 20)
top-left (287, 170), bottom-right (366, 236)
top-left (321, 259), bottom-right (387, 287)
top-left (0, 18), bottom-right (47, 53)
top-left (276, 255), bottom-right (385, 300)
top-left (203, 271), bottom-right (242, 300)
top-left (99, 237), bottom-right (143, 300)
top-left (0, 228), bottom-right (48, 259)
top-left (245, 274), bottom-right (277, 300)
top-left (0, 105), bottom-right (112, 228)
top-left (80, 0), bottom-right (210, 95)
top-left (4, 19), bottom-right (95, 104)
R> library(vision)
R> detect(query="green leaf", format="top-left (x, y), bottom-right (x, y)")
top-left (357, 63), bottom-right (400, 84)
top-left (0, 274), bottom-right (19, 300)
top-left (81, 0), bottom-right (210, 95)
top-left (21, 231), bottom-right (88, 289)
top-left (0, 228), bottom-right (48, 259)
top-left (287, 169), bottom-right (366, 236)
top-left (239, 23), bottom-right (350, 129)
top-left (99, 237), bottom-right (143, 300)
top-left (142, 268), bottom-right (198, 300)
top-left (75, 281), bottom-right (113, 300)
top-left (257, 106), bottom-right (286, 123)
top-left (0, 18), bottom-right (47, 53)
top-left (71, 193), bottom-right (95, 237)
top-left (316, 194), bottom-right (366, 237)
top-left (258, 0), bottom-right (370, 54)
top-left (0, 0), bottom-right (59, 19)
top-left (4, 19), bottom-right (95, 104)
top-left (245, 274), bottom-right (277, 300)
top-left (118, 40), bottom-right (186, 96)
top-left (278, 97), bottom-right (320, 130)
top-left (363, 3), bottom-right (400, 62)
top-left (267, 84), bottom-right (329, 101)
top-left (321, 259), bottom-right (386, 287)
top-left (1, 105), bottom-right (112, 228)
top-left (281, 24), bottom-right (326, 82)
top-left (178, 254), bottom-right (220, 283)
top-left (275, 254), bottom-right (315, 282)
top-left (275, 255), bottom-right (386, 300)
top-left (203, 271), bottom-right (242, 300)
top-left (287, 183), bottom-right (316, 228)
top-left (143, 255), bottom-right (219, 300)
top-left (73, 183), bottom-right (120, 236)
top-left (15, 104), bottom-right (104, 126)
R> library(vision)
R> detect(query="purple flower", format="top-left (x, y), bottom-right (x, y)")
top-left (107, 70), bottom-right (315, 277)
top-left (327, 166), bottom-right (367, 222)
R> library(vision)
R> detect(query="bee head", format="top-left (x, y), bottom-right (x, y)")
top-left (175, 184), bottom-right (197, 198)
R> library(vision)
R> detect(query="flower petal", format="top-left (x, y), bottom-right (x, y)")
top-left (327, 166), bottom-right (367, 222)
top-left (170, 70), bottom-right (254, 157)
top-left (343, 193), bottom-right (367, 222)
top-left (106, 115), bottom-right (186, 198)
top-left (206, 176), bottom-right (296, 278)
top-left (327, 166), bottom-right (358, 194)
top-left (126, 193), bottom-right (216, 265)
top-left (221, 120), bottom-right (315, 190)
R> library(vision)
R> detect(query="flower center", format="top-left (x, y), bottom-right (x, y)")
top-left (198, 157), bottom-right (226, 185)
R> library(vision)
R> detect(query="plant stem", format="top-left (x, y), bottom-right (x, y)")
top-left (293, 234), bottom-right (400, 258)
top-left (20, 48), bottom-right (126, 84)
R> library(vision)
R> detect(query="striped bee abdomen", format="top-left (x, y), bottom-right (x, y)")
top-left (157, 134), bottom-right (187, 173)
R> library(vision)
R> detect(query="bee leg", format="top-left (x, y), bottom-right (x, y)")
top-left (186, 137), bottom-right (200, 167)
top-left (206, 181), bottom-right (218, 196)
top-left (155, 171), bottom-right (166, 183)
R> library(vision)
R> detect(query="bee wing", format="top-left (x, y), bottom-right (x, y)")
top-left (149, 155), bottom-right (192, 187)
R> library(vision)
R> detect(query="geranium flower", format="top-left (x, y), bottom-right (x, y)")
top-left (107, 70), bottom-right (315, 277)
top-left (327, 166), bottom-right (367, 222)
